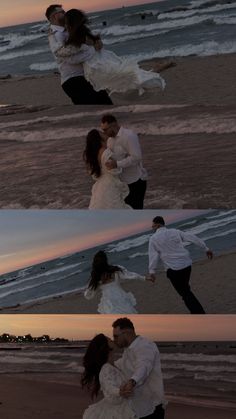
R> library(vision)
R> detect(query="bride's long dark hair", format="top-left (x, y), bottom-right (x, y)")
top-left (83, 129), bottom-right (104, 178)
top-left (81, 333), bottom-right (111, 398)
top-left (65, 9), bottom-right (100, 47)
top-left (88, 250), bottom-right (122, 291)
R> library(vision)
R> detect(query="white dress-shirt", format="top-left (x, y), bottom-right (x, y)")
top-left (149, 227), bottom-right (209, 272)
top-left (115, 336), bottom-right (166, 417)
top-left (48, 25), bottom-right (94, 84)
top-left (107, 127), bottom-right (147, 184)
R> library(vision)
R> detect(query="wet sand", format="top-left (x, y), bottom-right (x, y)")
top-left (2, 251), bottom-right (235, 314)
top-left (0, 104), bottom-right (236, 209)
top-left (0, 54), bottom-right (236, 106)
top-left (0, 374), bottom-right (235, 419)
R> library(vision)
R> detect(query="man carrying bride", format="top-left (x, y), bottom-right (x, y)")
top-left (82, 317), bottom-right (166, 419)
top-left (45, 6), bottom-right (165, 105)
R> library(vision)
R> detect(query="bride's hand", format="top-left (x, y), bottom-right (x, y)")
top-left (145, 274), bottom-right (156, 283)
top-left (106, 158), bottom-right (117, 169)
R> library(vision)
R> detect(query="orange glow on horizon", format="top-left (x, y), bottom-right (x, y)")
top-left (0, 315), bottom-right (235, 341)
top-left (0, 0), bottom-right (156, 28)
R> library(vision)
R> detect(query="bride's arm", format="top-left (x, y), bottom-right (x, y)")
top-left (117, 266), bottom-right (146, 282)
top-left (84, 284), bottom-right (98, 300)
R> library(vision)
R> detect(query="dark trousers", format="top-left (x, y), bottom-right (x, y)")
top-left (62, 76), bottom-right (113, 105)
top-left (141, 404), bottom-right (165, 419)
top-left (125, 178), bottom-right (147, 209)
top-left (166, 265), bottom-right (205, 314)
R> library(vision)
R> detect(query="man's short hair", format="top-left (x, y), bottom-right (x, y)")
top-left (153, 216), bottom-right (165, 226)
top-left (112, 317), bottom-right (135, 330)
top-left (45, 4), bottom-right (62, 20)
top-left (101, 114), bottom-right (117, 124)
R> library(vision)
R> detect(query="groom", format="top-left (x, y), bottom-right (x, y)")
top-left (148, 216), bottom-right (213, 314)
top-left (113, 317), bottom-right (166, 419)
top-left (101, 114), bottom-right (147, 209)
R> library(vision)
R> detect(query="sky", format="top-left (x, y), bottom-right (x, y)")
top-left (0, 0), bottom-right (160, 27)
top-left (0, 314), bottom-right (235, 341)
top-left (0, 210), bottom-right (206, 275)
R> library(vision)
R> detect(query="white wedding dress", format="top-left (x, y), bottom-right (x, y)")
top-left (83, 363), bottom-right (137, 419)
top-left (89, 148), bottom-right (130, 209)
top-left (84, 266), bottom-right (145, 313)
top-left (56, 44), bottom-right (165, 95)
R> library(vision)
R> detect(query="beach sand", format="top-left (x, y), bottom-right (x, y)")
top-left (2, 251), bottom-right (235, 314)
top-left (1, 103), bottom-right (236, 209)
top-left (0, 374), bottom-right (235, 419)
top-left (0, 54), bottom-right (235, 106)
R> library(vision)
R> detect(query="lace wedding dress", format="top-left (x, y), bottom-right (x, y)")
top-left (84, 266), bottom-right (145, 313)
top-left (88, 148), bottom-right (130, 209)
top-left (56, 44), bottom-right (165, 95)
top-left (83, 363), bottom-right (137, 419)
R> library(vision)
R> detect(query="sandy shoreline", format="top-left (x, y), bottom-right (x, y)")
top-left (1, 103), bottom-right (236, 209)
top-left (0, 374), bottom-right (235, 419)
top-left (0, 54), bottom-right (236, 106)
top-left (2, 251), bottom-right (235, 314)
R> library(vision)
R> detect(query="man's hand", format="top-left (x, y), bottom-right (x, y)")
top-left (145, 273), bottom-right (156, 283)
top-left (105, 158), bottom-right (117, 170)
top-left (119, 380), bottom-right (136, 398)
top-left (94, 39), bottom-right (103, 51)
top-left (206, 250), bottom-right (213, 259)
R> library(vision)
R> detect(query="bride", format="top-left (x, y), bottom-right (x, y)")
top-left (55, 9), bottom-right (166, 96)
top-left (84, 250), bottom-right (147, 313)
top-left (83, 129), bottom-right (130, 209)
top-left (81, 334), bottom-right (136, 419)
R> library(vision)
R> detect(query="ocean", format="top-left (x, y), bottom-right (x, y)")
top-left (0, 0), bottom-right (236, 76)
top-left (0, 341), bottom-right (235, 408)
top-left (0, 209), bottom-right (235, 308)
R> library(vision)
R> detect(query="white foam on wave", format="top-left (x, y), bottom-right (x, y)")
top-left (0, 33), bottom-right (45, 54)
top-left (103, 29), bottom-right (169, 46)
top-left (0, 127), bottom-right (89, 142)
top-left (30, 61), bottom-right (58, 71)
top-left (162, 362), bottom-right (236, 373)
top-left (206, 210), bottom-right (236, 220)
top-left (2, 112), bottom-right (236, 143)
top-left (158, 2), bottom-right (236, 21)
top-left (107, 234), bottom-right (151, 253)
top-left (0, 105), bottom-right (185, 130)
top-left (130, 39), bottom-right (236, 60)
top-left (194, 373), bottom-right (236, 383)
top-left (102, 14), bottom-right (222, 38)
top-left (0, 263), bottom-right (83, 292)
top-left (0, 355), bottom-right (65, 365)
top-left (129, 252), bottom-right (148, 259)
top-left (214, 15), bottom-right (236, 25)
top-left (0, 47), bottom-right (48, 61)
top-left (202, 228), bottom-right (236, 242)
top-left (161, 353), bottom-right (236, 363)
top-left (185, 214), bottom-right (236, 236)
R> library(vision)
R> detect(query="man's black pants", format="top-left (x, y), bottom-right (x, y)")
top-left (166, 265), bottom-right (205, 314)
top-left (125, 178), bottom-right (147, 209)
top-left (140, 404), bottom-right (165, 419)
top-left (62, 76), bottom-right (113, 105)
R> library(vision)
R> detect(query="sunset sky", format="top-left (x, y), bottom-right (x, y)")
top-left (0, 210), bottom-right (206, 275)
top-left (0, 0), bottom-right (160, 27)
top-left (0, 314), bottom-right (235, 341)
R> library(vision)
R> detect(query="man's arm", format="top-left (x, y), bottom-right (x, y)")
top-left (149, 237), bottom-right (159, 274)
top-left (180, 231), bottom-right (213, 258)
top-left (117, 132), bottom-right (142, 169)
top-left (130, 341), bottom-right (158, 386)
